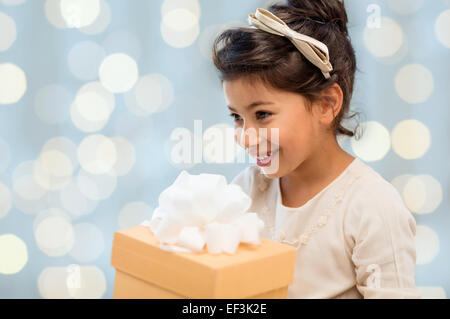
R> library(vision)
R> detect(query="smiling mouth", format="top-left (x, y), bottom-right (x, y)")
top-left (256, 149), bottom-right (279, 161)
top-left (249, 148), bottom-right (279, 159)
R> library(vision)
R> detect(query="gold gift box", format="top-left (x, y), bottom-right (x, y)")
top-left (111, 225), bottom-right (296, 299)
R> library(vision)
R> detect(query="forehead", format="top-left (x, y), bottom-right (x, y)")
top-left (223, 77), bottom-right (279, 103)
top-left (223, 77), bottom-right (308, 110)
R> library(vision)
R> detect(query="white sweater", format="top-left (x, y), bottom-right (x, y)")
top-left (231, 157), bottom-right (421, 299)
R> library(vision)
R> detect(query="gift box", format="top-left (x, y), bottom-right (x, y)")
top-left (110, 225), bottom-right (297, 299)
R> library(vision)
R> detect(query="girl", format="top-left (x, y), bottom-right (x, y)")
top-left (212, 0), bottom-right (420, 299)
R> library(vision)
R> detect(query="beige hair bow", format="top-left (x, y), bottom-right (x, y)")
top-left (248, 8), bottom-right (333, 79)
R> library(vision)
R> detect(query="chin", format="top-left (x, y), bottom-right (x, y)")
top-left (258, 154), bottom-right (283, 178)
top-left (259, 165), bottom-right (283, 179)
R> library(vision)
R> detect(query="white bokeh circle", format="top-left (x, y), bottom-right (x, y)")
top-left (162, 8), bottom-right (197, 31)
top-left (108, 137), bottom-right (135, 176)
top-left (38, 266), bottom-right (72, 298)
top-left (77, 134), bottom-right (117, 175)
top-left (60, 180), bottom-right (98, 219)
top-left (395, 64), bottom-right (434, 104)
top-left (124, 74), bottom-right (174, 116)
top-left (351, 121), bottom-right (391, 162)
top-left (391, 119), bottom-right (431, 160)
top-left (0, 12), bottom-right (17, 51)
top-left (161, 8), bottom-right (199, 48)
top-left (70, 81), bottom-right (115, 133)
top-left (60, 0), bottom-right (100, 28)
top-left (364, 17), bottom-right (403, 58)
top-left (0, 234), bottom-right (28, 274)
top-left (0, 63), bottom-right (27, 104)
top-left (41, 137), bottom-right (79, 170)
top-left (33, 150), bottom-right (73, 191)
top-left (69, 265), bottom-right (106, 298)
top-left (99, 53), bottom-right (139, 93)
top-left (74, 91), bottom-right (111, 122)
top-left (403, 175), bottom-right (442, 214)
top-left (79, 0), bottom-right (111, 35)
top-left (414, 225), bottom-right (439, 265)
top-left (13, 160), bottom-right (48, 201)
top-left (38, 265), bottom-right (106, 298)
top-left (39, 150), bottom-right (73, 178)
top-left (33, 208), bottom-right (74, 256)
top-left (45, 0), bottom-right (71, 29)
top-left (435, 9), bottom-right (450, 48)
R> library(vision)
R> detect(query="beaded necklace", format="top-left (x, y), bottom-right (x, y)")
top-left (258, 164), bottom-right (363, 249)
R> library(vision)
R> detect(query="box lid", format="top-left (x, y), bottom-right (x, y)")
top-left (111, 225), bottom-right (296, 298)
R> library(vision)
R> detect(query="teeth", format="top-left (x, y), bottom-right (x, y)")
top-left (257, 149), bottom-right (278, 160)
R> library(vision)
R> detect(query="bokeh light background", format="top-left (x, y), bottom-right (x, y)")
top-left (0, 0), bottom-right (449, 299)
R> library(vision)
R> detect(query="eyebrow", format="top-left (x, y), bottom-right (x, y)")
top-left (228, 101), bottom-right (274, 112)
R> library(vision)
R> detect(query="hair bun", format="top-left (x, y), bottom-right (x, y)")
top-left (287, 0), bottom-right (349, 35)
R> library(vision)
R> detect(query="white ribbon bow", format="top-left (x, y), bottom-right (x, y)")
top-left (142, 170), bottom-right (265, 254)
top-left (248, 8), bottom-right (333, 79)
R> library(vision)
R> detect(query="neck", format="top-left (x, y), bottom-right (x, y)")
top-left (282, 135), bottom-right (354, 191)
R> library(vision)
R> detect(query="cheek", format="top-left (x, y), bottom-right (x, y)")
top-left (276, 119), bottom-right (315, 157)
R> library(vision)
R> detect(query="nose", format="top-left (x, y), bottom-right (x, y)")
top-left (234, 122), bottom-right (260, 150)
top-left (234, 123), bottom-right (270, 157)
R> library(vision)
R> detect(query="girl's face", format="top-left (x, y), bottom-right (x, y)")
top-left (224, 77), bottom-right (331, 178)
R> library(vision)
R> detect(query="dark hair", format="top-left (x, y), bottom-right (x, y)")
top-left (212, 0), bottom-right (360, 137)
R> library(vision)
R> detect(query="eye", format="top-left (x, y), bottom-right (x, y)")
top-left (229, 113), bottom-right (242, 122)
top-left (256, 111), bottom-right (272, 120)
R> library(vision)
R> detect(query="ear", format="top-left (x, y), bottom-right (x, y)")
top-left (316, 83), bottom-right (344, 126)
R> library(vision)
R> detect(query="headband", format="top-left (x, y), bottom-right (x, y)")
top-left (248, 8), bottom-right (333, 79)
